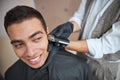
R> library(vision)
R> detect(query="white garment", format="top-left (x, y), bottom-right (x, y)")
top-left (69, 0), bottom-right (120, 59)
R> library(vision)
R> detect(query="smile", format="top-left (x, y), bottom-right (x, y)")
top-left (29, 55), bottom-right (42, 65)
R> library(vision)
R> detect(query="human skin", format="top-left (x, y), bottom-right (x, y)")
top-left (7, 17), bottom-right (49, 69)
top-left (65, 21), bottom-right (89, 53)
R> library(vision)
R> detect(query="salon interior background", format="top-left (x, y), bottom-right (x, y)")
top-left (0, 0), bottom-right (81, 76)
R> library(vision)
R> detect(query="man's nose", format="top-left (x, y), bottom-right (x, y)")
top-left (25, 43), bottom-right (35, 57)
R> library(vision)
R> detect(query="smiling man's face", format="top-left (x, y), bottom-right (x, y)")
top-left (7, 17), bottom-right (49, 68)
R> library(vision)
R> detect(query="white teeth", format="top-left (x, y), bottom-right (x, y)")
top-left (30, 56), bottom-right (40, 62)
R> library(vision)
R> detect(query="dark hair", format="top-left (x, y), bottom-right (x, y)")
top-left (4, 5), bottom-right (47, 33)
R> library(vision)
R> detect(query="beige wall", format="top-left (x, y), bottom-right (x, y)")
top-left (35, 0), bottom-right (81, 40)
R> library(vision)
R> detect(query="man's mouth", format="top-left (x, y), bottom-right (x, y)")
top-left (29, 54), bottom-right (42, 65)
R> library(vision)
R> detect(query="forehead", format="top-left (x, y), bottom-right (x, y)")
top-left (7, 17), bottom-right (46, 40)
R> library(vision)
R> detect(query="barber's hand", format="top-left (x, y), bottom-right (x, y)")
top-left (50, 22), bottom-right (73, 39)
top-left (48, 36), bottom-right (69, 51)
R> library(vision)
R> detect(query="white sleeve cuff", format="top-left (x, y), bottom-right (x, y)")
top-left (69, 17), bottom-right (82, 28)
top-left (86, 39), bottom-right (104, 58)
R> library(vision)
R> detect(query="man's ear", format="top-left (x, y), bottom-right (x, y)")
top-left (46, 27), bottom-right (49, 34)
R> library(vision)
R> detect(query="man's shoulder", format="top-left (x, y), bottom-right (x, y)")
top-left (52, 50), bottom-right (88, 68)
top-left (57, 50), bottom-right (86, 62)
top-left (5, 59), bottom-right (26, 79)
top-left (48, 50), bottom-right (92, 80)
top-left (6, 59), bottom-right (24, 72)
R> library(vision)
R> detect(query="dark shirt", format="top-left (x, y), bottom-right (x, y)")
top-left (5, 49), bottom-right (93, 80)
top-left (0, 74), bottom-right (4, 80)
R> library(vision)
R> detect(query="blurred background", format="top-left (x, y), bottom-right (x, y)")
top-left (0, 0), bottom-right (81, 77)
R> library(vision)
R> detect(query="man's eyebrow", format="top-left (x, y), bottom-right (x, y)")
top-left (11, 40), bottom-right (23, 44)
top-left (10, 31), bottom-right (43, 44)
top-left (29, 31), bottom-right (43, 38)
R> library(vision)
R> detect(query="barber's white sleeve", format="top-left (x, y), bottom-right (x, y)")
top-left (69, 0), bottom-right (87, 27)
top-left (87, 21), bottom-right (120, 58)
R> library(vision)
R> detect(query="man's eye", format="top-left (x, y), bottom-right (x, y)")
top-left (34, 37), bottom-right (42, 42)
top-left (13, 43), bottom-right (24, 49)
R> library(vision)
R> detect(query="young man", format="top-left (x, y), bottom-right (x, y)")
top-left (4, 6), bottom-right (93, 80)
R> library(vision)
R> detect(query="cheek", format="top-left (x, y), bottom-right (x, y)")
top-left (37, 39), bottom-right (48, 49)
top-left (12, 45), bottom-right (27, 58)
top-left (13, 48), bottom-right (25, 58)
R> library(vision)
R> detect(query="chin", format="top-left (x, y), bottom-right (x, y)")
top-left (30, 65), bottom-right (42, 69)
